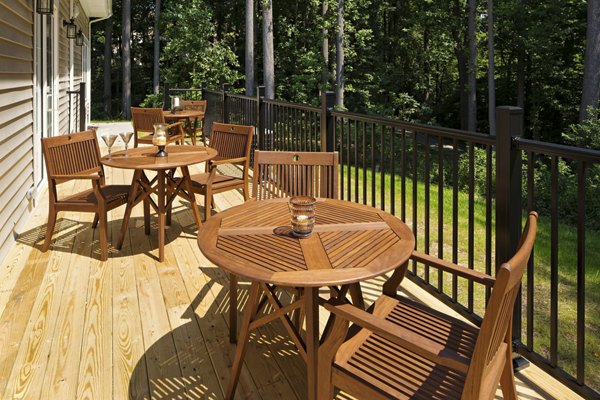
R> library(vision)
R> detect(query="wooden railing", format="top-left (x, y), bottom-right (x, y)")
top-left (163, 83), bottom-right (600, 398)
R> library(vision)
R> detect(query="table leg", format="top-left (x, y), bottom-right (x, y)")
top-left (142, 172), bottom-right (151, 235)
top-left (305, 287), bottom-right (319, 400)
top-left (226, 281), bottom-right (262, 400)
top-left (117, 169), bottom-right (143, 250)
top-left (180, 166), bottom-right (203, 229)
top-left (157, 169), bottom-right (166, 262)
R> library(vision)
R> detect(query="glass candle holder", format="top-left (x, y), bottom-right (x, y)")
top-left (289, 196), bottom-right (317, 238)
top-left (153, 123), bottom-right (169, 157)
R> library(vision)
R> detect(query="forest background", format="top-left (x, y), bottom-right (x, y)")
top-left (90, 0), bottom-right (600, 146)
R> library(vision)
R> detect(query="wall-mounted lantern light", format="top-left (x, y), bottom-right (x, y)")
top-left (75, 29), bottom-right (84, 46)
top-left (63, 18), bottom-right (77, 39)
top-left (36, 0), bottom-right (54, 15)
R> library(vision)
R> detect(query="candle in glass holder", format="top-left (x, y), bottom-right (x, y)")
top-left (153, 123), bottom-right (168, 146)
top-left (153, 123), bottom-right (169, 157)
top-left (289, 196), bottom-right (317, 238)
top-left (173, 96), bottom-right (180, 108)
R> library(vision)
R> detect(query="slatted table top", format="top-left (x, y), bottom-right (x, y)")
top-left (101, 145), bottom-right (217, 170)
top-left (198, 198), bottom-right (415, 287)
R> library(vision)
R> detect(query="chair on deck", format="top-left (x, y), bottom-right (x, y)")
top-left (41, 131), bottom-right (131, 261)
top-left (180, 100), bottom-right (207, 145)
top-left (319, 212), bottom-right (538, 400)
top-left (179, 122), bottom-right (254, 222)
top-left (252, 150), bottom-right (339, 200)
top-left (131, 107), bottom-right (184, 148)
top-left (226, 150), bottom-right (340, 342)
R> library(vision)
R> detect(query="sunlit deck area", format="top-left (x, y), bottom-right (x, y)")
top-left (0, 133), bottom-right (583, 399)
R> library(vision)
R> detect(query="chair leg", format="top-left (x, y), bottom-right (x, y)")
top-left (98, 207), bottom-right (109, 261)
top-left (229, 273), bottom-right (238, 343)
top-left (41, 210), bottom-right (57, 252)
top-left (500, 354), bottom-right (518, 400)
top-left (92, 213), bottom-right (99, 228)
top-left (204, 189), bottom-right (213, 221)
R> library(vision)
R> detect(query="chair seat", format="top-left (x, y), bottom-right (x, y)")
top-left (333, 295), bottom-right (478, 400)
top-left (189, 173), bottom-right (244, 192)
top-left (59, 184), bottom-right (130, 207)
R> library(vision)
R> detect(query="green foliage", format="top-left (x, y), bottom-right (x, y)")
top-left (140, 92), bottom-right (163, 108)
top-left (564, 107), bottom-right (600, 149)
top-left (160, 0), bottom-right (242, 88)
top-left (91, 0), bottom-right (590, 142)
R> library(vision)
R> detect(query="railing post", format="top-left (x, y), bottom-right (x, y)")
top-left (495, 106), bottom-right (525, 355)
top-left (163, 82), bottom-right (170, 110)
top-left (201, 81), bottom-right (206, 101)
top-left (222, 83), bottom-right (230, 123)
top-left (256, 85), bottom-right (265, 150)
top-left (79, 82), bottom-right (86, 132)
top-left (321, 90), bottom-right (335, 152)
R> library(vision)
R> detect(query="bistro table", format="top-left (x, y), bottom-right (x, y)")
top-left (102, 145), bottom-right (217, 262)
top-left (197, 197), bottom-right (415, 400)
top-left (163, 109), bottom-right (205, 146)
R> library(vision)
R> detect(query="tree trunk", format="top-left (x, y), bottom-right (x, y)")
top-left (103, 18), bottom-right (112, 117)
top-left (152, 0), bottom-right (161, 95)
top-left (516, 42), bottom-right (525, 108)
top-left (262, 0), bottom-right (275, 99)
top-left (487, 0), bottom-right (496, 134)
top-left (322, 0), bottom-right (329, 93)
top-left (245, 0), bottom-right (255, 96)
top-left (122, 0), bottom-right (132, 119)
top-left (467, 0), bottom-right (477, 131)
top-left (335, 0), bottom-right (344, 109)
top-left (580, 0), bottom-right (600, 121)
top-left (451, 0), bottom-right (468, 129)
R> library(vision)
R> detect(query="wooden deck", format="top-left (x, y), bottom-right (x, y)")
top-left (0, 145), bottom-right (582, 400)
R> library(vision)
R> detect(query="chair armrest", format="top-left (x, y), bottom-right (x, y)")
top-left (210, 157), bottom-right (248, 166)
top-left (411, 250), bottom-right (496, 287)
top-left (52, 173), bottom-right (102, 180)
top-left (166, 121), bottom-right (183, 129)
top-left (167, 122), bottom-right (184, 136)
top-left (324, 301), bottom-right (470, 373)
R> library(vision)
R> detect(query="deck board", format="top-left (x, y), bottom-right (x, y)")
top-left (0, 145), bottom-right (583, 400)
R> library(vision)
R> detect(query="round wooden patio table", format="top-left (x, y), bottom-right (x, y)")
top-left (197, 197), bottom-right (415, 400)
top-left (102, 145), bottom-right (217, 262)
top-left (163, 109), bottom-right (205, 146)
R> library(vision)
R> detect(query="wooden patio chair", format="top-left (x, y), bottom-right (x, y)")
top-left (180, 100), bottom-right (207, 145)
top-left (319, 211), bottom-right (538, 400)
top-left (226, 150), bottom-right (340, 342)
top-left (131, 107), bottom-right (184, 148)
top-left (178, 122), bottom-right (254, 222)
top-left (41, 131), bottom-right (131, 261)
top-left (252, 150), bottom-right (339, 200)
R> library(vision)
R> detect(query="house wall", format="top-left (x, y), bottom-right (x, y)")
top-left (0, 0), bottom-right (35, 263)
top-left (0, 0), bottom-right (91, 263)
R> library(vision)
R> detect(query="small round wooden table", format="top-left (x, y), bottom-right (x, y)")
top-left (197, 198), bottom-right (415, 400)
top-left (102, 145), bottom-right (217, 262)
top-left (163, 110), bottom-right (205, 146)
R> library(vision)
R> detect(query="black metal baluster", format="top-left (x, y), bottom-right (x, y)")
top-left (550, 155), bottom-right (559, 366)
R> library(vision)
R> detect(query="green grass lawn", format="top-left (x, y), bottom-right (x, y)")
top-left (338, 164), bottom-right (600, 391)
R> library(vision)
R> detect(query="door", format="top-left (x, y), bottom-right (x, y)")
top-left (33, 7), bottom-right (57, 187)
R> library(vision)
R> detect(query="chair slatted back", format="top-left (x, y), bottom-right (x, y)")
top-left (181, 100), bottom-right (207, 112)
top-left (209, 122), bottom-right (254, 162)
top-left (252, 151), bottom-right (338, 200)
top-left (42, 131), bottom-right (102, 182)
top-left (464, 212), bottom-right (538, 398)
top-left (131, 107), bottom-right (165, 133)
